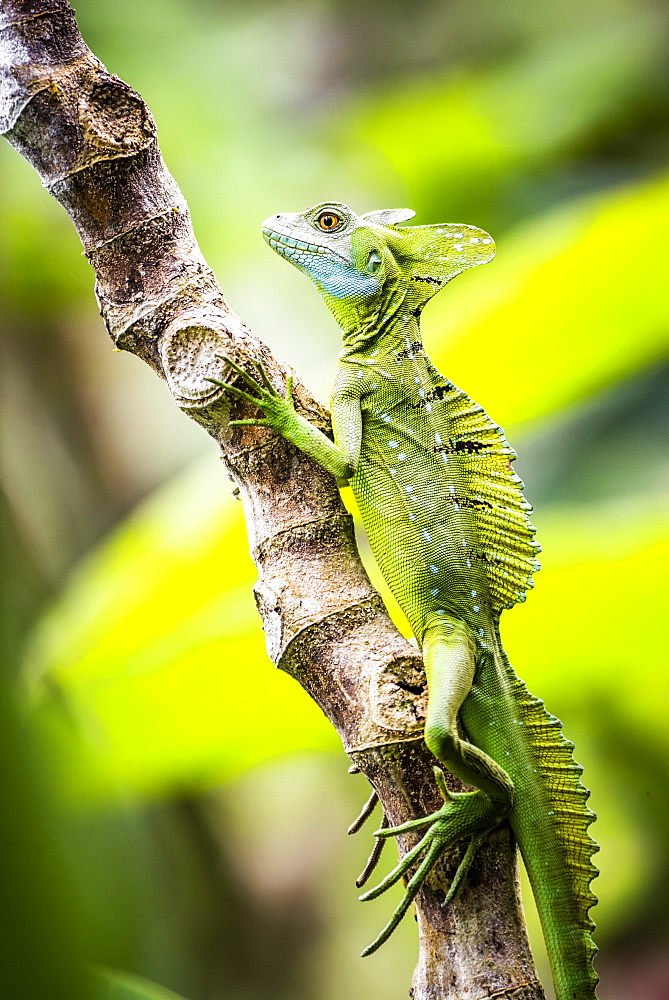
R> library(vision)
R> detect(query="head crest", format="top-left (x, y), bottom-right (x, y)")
top-left (376, 221), bottom-right (496, 309)
top-left (360, 208), bottom-right (416, 227)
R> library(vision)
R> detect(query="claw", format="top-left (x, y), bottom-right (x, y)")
top-left (359, 830), bottom-right (431, 902)
top-left (355, 816), bottom-right (390, 888)
top-left (348, 790), bottom-right (379, 836)
top-left (346, 774), bottom-right (388, 887)
top-left (215, 354), bottom-right (256, 386)
top-left (443, 831), bottom-right (486, 905)
top-left (433, 766), bottom-right (453, 801)
top-left (249, 358), bottom-right (275, 392)
top-left (205, 377), bottom-right (263, 406)
top-left (361, 838), bottom-right (445, 957)
top-left (357, 782), bottom-right (507, 956)
top-left (210, 356), bottom-right (293, 415)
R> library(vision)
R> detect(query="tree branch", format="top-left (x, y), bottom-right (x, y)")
top-left (0, 3), bottom-right (544, 996)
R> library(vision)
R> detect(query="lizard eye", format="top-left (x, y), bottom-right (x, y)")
top-left (317, 211), bottom-right (341, 231)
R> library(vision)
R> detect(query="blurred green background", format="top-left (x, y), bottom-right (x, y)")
top-left (1, 0), bottom-right (667, 998)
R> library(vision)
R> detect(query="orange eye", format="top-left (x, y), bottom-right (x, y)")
top-left (317, 211), bottom-right (341, 231)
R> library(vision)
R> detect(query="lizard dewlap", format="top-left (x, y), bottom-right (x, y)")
top-left (219, 203), bottom-right (599, 1000)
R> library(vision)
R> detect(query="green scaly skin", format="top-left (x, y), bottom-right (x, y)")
top-left (212, 203), bottom-right (599, 999)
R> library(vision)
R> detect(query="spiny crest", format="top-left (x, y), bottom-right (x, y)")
top-left (503, 652), bottom-right (599, 994)
top-left (439, 376), bottom-right (540, 611)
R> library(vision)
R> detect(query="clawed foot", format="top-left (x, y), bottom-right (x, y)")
top-left (207, 355), bottom-right (294, 428)
top-left (359, 768), bottom-right (507, 957)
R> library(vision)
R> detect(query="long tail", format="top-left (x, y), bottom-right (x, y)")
top-left (500, 642), bottom-right (599, 1000)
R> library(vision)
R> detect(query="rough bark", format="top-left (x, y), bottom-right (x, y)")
top-left (0, 3), bottom-right (544, 997)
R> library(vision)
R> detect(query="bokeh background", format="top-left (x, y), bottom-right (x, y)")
top-left (1, 1), bottom-right (667, 998)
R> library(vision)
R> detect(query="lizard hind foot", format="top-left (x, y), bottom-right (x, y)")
top-left (359, 777), bottom-right (507, 957)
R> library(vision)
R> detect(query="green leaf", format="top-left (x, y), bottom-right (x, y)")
top-left (94, 968), bottom-right (187, 1000)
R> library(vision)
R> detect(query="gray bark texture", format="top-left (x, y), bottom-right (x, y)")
top-left (0, 2), bottom-right (545, 997)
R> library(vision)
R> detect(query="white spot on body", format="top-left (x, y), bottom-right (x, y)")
top-left (430, 588), bottom-right (439, 596)
top-left (405, 484), bottom-right (415, 493)
top-left (471, 590), bottom-right (477, 597)
top-left (466, 558), bottom-right (472, 569)
top-left (398, 453), bottom-right (407, 461)
top-left (461, 539), bottom-right (467, 547)
top-left (388, 440), bottom-right (398, 449)
top-left (381, 414), bottom-right (391, 423)
top-left (482, 238), bottom-right (492, 245)
top-left (422, 529), bottom-right (432, 542)
top-left (469, 238), bottom-right (480, 244)
top-left (473, 605), bottom-right (480, 612)
top-left (435, 432), bottom-right (442, 445)
top-left (419, 388), bottom-right (425, 398)
top-left (425, 403), bottom-right (433, 413)
top-left (454, 244), bottom-right (464, 251)
top-left (430, 565), bottom-right (439, 574)
top-left (478, 629), bottom-right (485, 637)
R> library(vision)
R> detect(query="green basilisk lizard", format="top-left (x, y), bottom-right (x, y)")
top-left (210, 203), bottom-right (599, 1000)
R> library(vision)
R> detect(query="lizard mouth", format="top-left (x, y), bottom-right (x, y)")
top-left (261, 224), bottom-right (328, 257)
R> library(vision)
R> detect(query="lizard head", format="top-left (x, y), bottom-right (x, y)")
top-left (262, 202), bottom-right (495, 340)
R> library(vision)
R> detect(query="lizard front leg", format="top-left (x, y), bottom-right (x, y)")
top-left (359, 616), bottom-right (513, 956)
top-left (209, 356), bottom-right (355, 485)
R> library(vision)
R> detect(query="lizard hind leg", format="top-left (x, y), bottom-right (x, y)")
top-left (359, 618), bottom-right (513, 956)
top-left (422, 618), bottom-right (513, 806)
